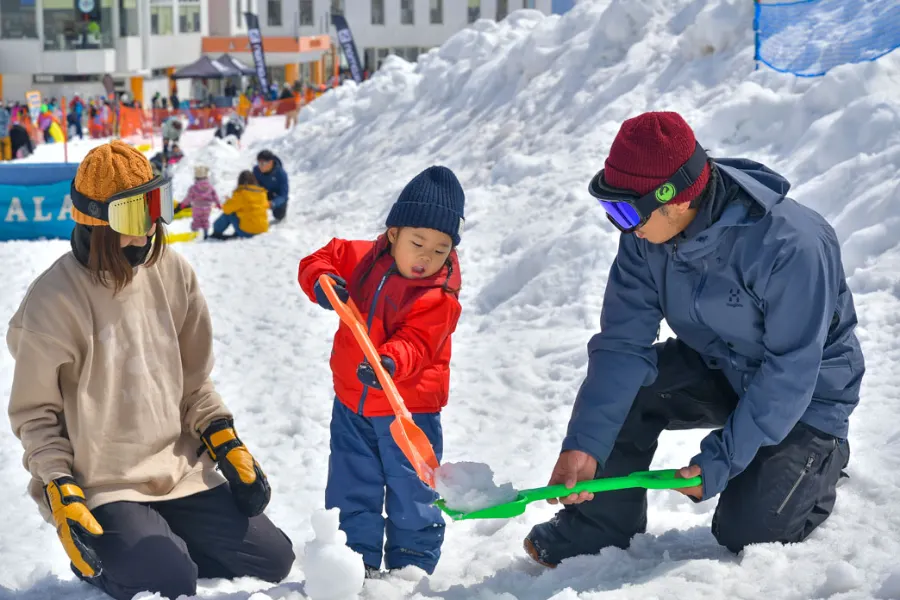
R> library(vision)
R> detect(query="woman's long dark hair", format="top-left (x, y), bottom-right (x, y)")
top-left (88, 222), bottom-right (168, 294)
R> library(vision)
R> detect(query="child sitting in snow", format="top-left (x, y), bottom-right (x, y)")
top-left (210, 170), bottom-right (270, 239)
top-left (179, 165), bottom-right (221, 238)
top-left (297, 166), bottom-right (465, 579)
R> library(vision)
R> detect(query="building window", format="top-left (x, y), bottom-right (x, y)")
top-left (400, 0), bottom-right (413, 24)
top-left (236, 0), bottom-right (241, 26)
top-left (267, 0), bottom-right (282, 26)
top-left (299, 0), bottom-right (313, 25)
top-left (119, 0), bottom-right (139, 36)
top-left (179, 1), bottom-right (201, 33)
top-left (330, 0), bottom-right (343, 16)
top-left (0, 0), bottom-right (38, 39)
top-left (430, 0), bottom-right (442, 24)
top-left (496, 0), bottom-right (507, 21)
top-left (371, 0), bottom-right (384, 25)
top-left (467, 0), bottom-right (480, 23)
top-left (151, 1), bottom-right (174, 35)
top-left (524, 0), bottom-right (535, 7)
top-left (43, 2), bottom-right (113, 50)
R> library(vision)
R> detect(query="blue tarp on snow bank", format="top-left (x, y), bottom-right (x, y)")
top-left (0, 163), bottom-right (80, 241)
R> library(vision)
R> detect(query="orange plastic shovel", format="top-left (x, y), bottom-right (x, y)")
top-left (319, 274), bottom-right (441, 489)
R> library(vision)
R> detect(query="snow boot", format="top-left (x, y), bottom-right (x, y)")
top-left (524, 538), bottom-right (557, 569)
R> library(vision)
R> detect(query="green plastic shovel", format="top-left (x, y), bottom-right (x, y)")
top-left (435, 469), bottom-right (701, 521)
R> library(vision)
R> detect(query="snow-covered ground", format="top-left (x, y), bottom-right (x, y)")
top-left (3, 0), bottom-right (900, 598)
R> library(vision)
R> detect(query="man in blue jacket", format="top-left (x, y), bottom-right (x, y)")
top-left (253, 149), bottom-right (290, 223)
top-left (525, 111), bottom-right (863, 567)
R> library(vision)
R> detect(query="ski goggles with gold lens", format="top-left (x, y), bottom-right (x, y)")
top-left (71, 176), bottom-right (174, 236)
top-left (588, 143), bottom-right (708, 234)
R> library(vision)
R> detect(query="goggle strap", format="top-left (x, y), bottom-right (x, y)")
top-left (70, 181), bottom-right (110, 222)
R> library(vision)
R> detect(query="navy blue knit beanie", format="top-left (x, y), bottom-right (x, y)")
top-left (385, 166), bottom-right (465, 246)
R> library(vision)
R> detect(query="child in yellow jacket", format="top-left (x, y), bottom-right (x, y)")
top-left (210, 171), bottom-right (270, 239)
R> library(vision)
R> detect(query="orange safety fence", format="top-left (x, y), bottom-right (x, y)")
top-left (12, 92), bottom-right (322, 156)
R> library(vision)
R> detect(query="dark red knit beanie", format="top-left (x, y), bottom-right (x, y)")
top-left (604, 111), bottom-right (710, 205)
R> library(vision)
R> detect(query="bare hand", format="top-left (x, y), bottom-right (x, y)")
top-left (546, 450), bottom-right (598, 506)
top-left (674, 464), bottom-right (703, 499)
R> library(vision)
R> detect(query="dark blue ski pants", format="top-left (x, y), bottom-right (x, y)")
top-left (325, 399), bottom-right (444, 574)
top-left (527, 338), bottom-right (851, 566)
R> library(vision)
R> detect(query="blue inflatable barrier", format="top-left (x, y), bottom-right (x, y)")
top-left (0, 163), bottom-right (80, 241)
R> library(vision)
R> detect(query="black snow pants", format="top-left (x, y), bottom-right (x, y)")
top-left (526, 338), bottom-right (850, 566)
top-left (78, 484), bottom-right (295, 600)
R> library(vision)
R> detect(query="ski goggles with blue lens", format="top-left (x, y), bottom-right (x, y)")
top-left (588, 143), bottom-right (709, 234)
top-left (70, 175), bottom-right (174, 236)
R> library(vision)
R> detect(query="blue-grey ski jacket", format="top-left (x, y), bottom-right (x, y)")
top-left (563, 158), bottom-right (864, 500)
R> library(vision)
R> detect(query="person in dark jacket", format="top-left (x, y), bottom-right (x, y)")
top-left (253, 149), bottom-right (290, 223)
top-left (524, 111), bottom-right (863, 567)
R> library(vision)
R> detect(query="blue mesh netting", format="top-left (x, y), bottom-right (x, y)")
top-left (754, 0), bottom-right (900, 77)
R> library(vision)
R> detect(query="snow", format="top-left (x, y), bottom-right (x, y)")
top-left (434, 462), bottom-right (519, 513)
top-left (301, 510), bottom-right (365, 600)
top-left (2, 0), bottom-right (900, 598)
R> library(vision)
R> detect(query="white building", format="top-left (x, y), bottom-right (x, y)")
top-left (254, 0), bottom-right (553, 83)
top-left (0, 0), bottom-right (212, 105)
top-left (0, 0), bottom-right (553, 105)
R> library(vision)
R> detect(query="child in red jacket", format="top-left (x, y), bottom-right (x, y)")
top-left (298, 166), bottom-right (465, 578)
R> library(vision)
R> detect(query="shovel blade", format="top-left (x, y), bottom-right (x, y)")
top-left (390, 417), bottom-right (439, 489)
top-left (436, 495), bottom-right (530, 521)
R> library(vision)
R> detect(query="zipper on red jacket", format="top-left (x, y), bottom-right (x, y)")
top-left (357, 268), bottom-right (394, 415)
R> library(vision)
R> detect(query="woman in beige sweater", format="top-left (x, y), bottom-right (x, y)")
top-left (7, 141), bottom-right (294, 600)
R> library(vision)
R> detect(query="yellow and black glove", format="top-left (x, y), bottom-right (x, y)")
top-left (45, 477), bottom-right (104, 578)
top-left (200, 418), bottom-right (271, 517)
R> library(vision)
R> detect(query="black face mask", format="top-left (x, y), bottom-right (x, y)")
top-left (70, 224), bottom-right (153, 268)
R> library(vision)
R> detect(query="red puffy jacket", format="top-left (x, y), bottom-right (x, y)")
top-left (298, 235), bottom-right (462, 417)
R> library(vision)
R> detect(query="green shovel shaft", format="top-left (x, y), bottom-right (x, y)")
top-left (519, 469), bottom-right (702, 503)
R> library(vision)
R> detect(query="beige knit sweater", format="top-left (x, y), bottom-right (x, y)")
top-left (7, 248), bottom-right (231, 523)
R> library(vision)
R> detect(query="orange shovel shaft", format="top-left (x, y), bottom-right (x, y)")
top-left (319, 274), bottom-right (412, 419)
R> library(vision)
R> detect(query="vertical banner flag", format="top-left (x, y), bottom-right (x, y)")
top-left (330, 13), bottom-right (363, 84)
top-left (244, 12), bottom-right (270, 93)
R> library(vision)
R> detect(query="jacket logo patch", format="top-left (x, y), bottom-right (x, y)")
top-left (727, 288), bottom-right (743, 308)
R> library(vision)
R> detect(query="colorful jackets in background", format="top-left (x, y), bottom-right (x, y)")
top-left (181, 179), bottom-right (221, 231)
top-left (0, 108), bottom-right (9, 137)
top-left (298, 236), bottom-right (462, 417)
top-left (222, 184), bottom-right (269, 235)
top-left (252, 157), bottom-right (289, 209)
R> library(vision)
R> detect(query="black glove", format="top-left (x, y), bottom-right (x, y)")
top-left (357, 356), bottom-right (396, 390)
top-left (313, 274), bottom-right (349, 310)
top-left (200, 418), bottom-right (271, 517)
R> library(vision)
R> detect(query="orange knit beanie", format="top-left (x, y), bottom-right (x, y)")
top-left (72, 140), bottom-right (154, 227)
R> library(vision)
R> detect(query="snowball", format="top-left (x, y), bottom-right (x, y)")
top-left (434, 461), bottom-right (518, 513)
top-left (817, 562), bottom-right (862, 597)
top-left (302, 508), bottom-right (365, 600)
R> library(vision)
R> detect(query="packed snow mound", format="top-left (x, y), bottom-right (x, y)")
top-left (434, 462), bottom-right (518, 512)
top-left (301, 509), bottom-right (364, 600)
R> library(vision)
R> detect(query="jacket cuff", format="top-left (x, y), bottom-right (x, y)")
top-left (690, 451), bottom-right (729, 501)
top-left (561, 433), bottom-right (608, 466)
top-left (38, 459), bottom-right (74, 485)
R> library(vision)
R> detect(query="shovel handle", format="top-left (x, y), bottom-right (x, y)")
top-left (318, 274), bottom-right (412, 419)
top-left (521, 469), bottom-right (702, 503)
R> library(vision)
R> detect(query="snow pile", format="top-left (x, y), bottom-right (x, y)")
top-left (300, 509), bottom-right (365, 600)
top-left (434, 462), bottom-right (518, 512)
top-left (2, 0), bottom-right (900, 599)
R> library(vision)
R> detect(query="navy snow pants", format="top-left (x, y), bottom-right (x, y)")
top-left (80, 484), bottom-right (294, 600)
top-left (325, 398), bottom-right (444, 574)
top-left (527, 337), bottom-right (851, 566)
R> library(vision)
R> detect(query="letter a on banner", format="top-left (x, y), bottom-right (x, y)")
top-left (331, 14), bottom-right (364, 84)
top-left (244, 12), bottom-right (270, 93)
